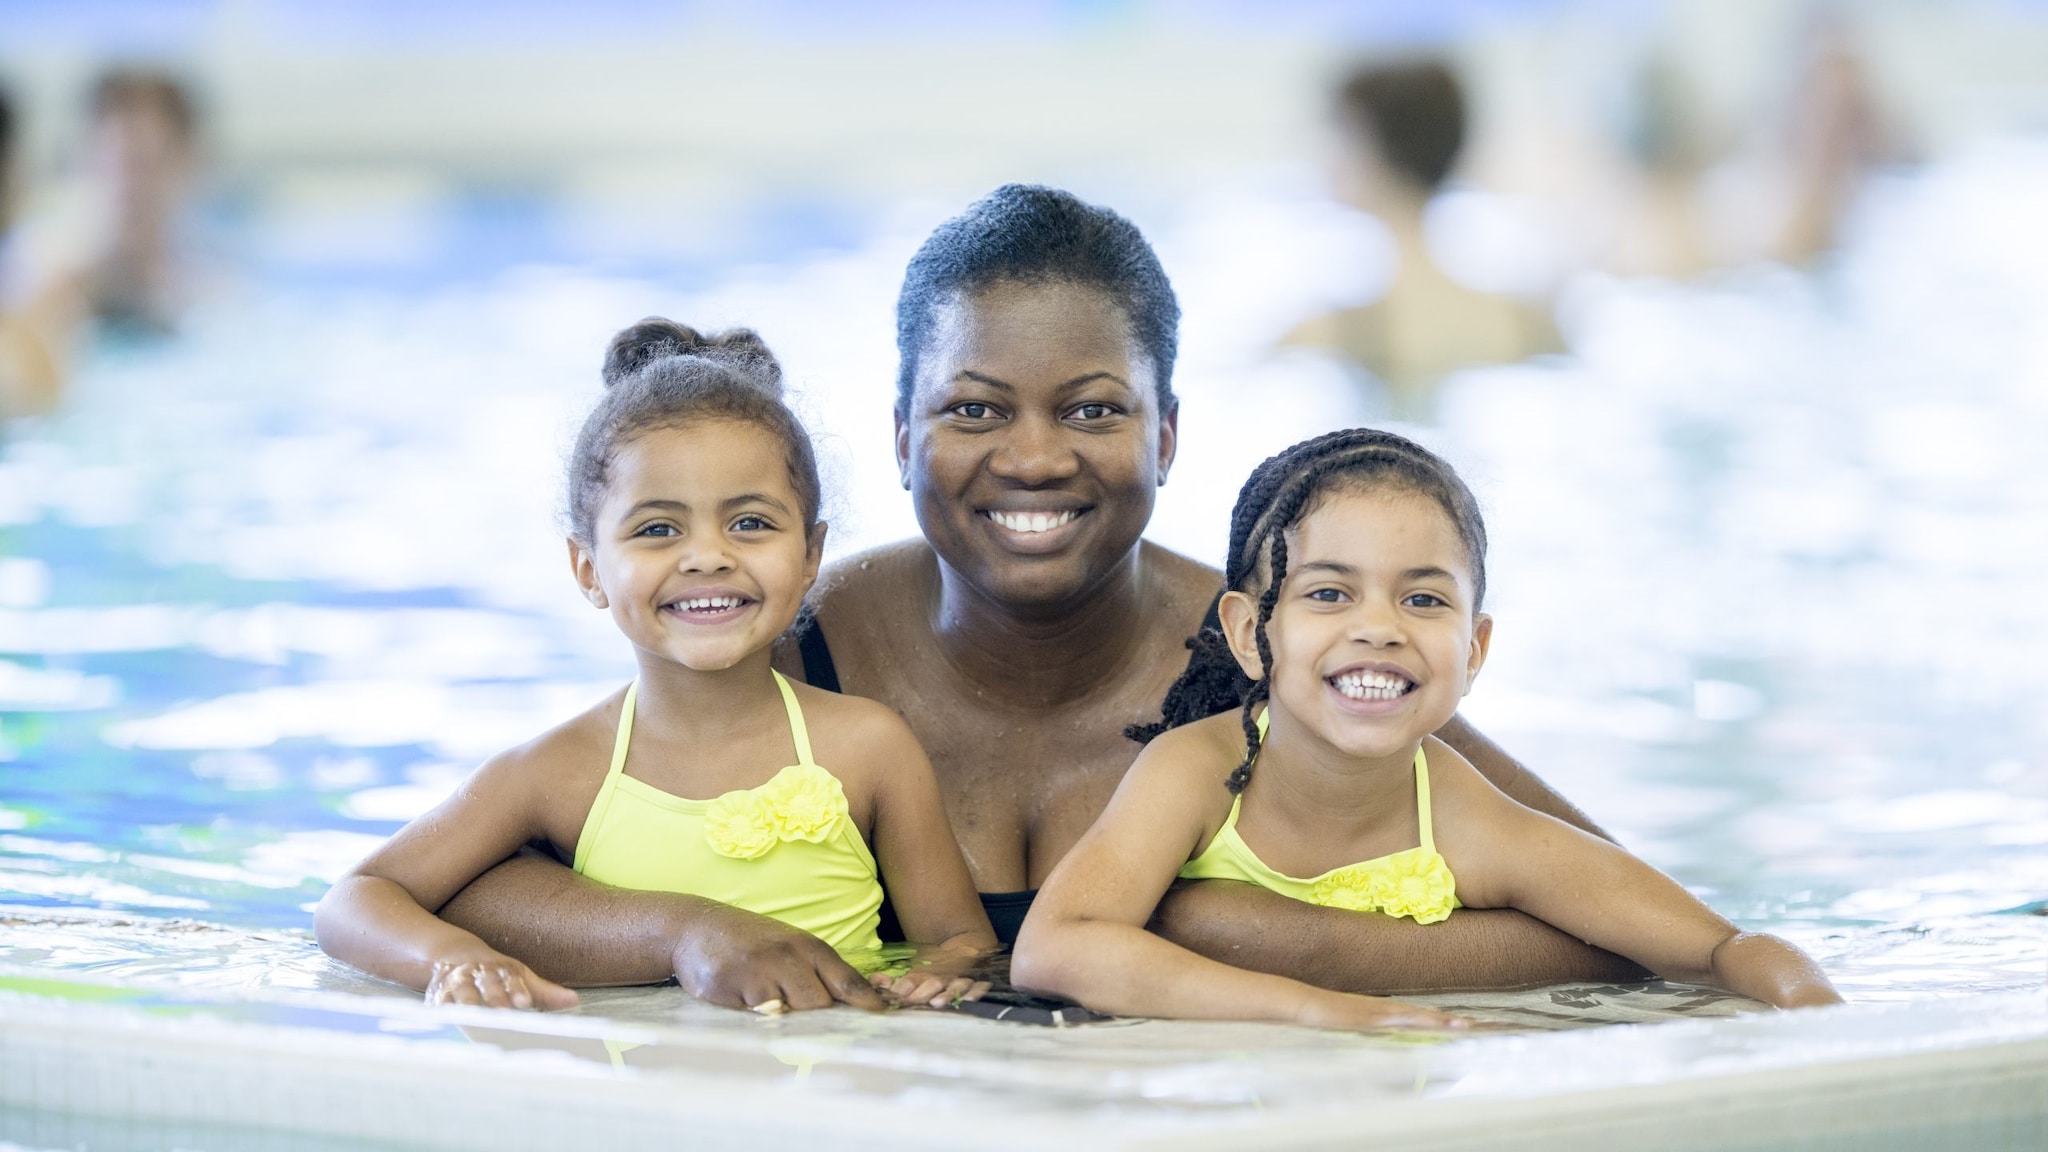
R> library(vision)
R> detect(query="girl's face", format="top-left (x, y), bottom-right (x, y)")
top-left (572, 420), bottom-right (823, 673)
top-left (896, 279), bottom-right (1177, 610)
top-left (1221, 487), bottom-right (1491, 762)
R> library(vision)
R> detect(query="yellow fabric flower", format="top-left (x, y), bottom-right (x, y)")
top-left (763, 765), bottom-right (846, 843)
top-left (704, 791), bottom-right (778, 860)
top-left (1310, 850), bottom-right (1457, 924)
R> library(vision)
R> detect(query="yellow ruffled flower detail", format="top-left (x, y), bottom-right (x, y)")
top-left (704, 791), bottom-right (778, 860)
top-left (1310, 850), bottom-right (1457, 924)
top-left (703, 765), bottom-right (849, 859)
top-left (762, 765), bottom-right (846, 843)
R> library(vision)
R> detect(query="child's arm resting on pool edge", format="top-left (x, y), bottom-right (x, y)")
top-left (1464, 792), bottom-right (1842, 1010)
top-left (313, 748), bottom-right (579, 1010)
top-left (1010, 727), bottom-right (1465, 1030)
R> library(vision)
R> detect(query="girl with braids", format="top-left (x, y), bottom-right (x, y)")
top-left (1013, 429), bottom-right (1840, 1028)
top-left (316, 319), bottom-right (994, 1013)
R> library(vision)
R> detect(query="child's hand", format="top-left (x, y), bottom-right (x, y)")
top-left (424, 951), bottom-right (578, 1011)
top-left (871, 969), bottom-right (992, 1008)
top-left (1297, 990), bottom-right (1469, 1032)
top-left (868, 940), bottom-right (994, 1009)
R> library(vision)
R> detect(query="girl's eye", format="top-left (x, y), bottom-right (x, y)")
top-left (1404, 593), bottom-right (1447, 609)
top-left (1308, 588), bottom-right (1347, 603)
top-left (731, 515), bottom-right (772, 532)
top-left (636, 523), bottom-right (678, 538)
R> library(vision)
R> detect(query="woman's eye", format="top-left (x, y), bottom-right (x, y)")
top-left (952, 402), bottom-right (996, 420)
top-left (1071, 403), bottom-right (1117, 421)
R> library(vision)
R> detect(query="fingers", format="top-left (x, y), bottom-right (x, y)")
top-left (423, 960), bottom-right (577, 1012)
top-left (525, 970), bottom-right (581, 1011)
top-left (818, 955), bottom-right (887, 1012)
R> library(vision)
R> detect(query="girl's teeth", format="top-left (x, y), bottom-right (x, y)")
top-left (681, 597), bottom-right (743, 611)
top-left (1331, 672), bottom-right (1413, 700)
top-left (988, 510), bottom-right (1078, 534)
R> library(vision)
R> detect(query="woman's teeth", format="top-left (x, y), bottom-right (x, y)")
top-left (679, 596), bottom-right (745, 612)
top-left (987, 509), bottom-right (1078, 534)
top-left (1331, 671), bottom-right (1414, 700)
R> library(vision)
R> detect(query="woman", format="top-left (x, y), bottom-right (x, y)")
top-left (438, 186), bottom-right (1640, 1011)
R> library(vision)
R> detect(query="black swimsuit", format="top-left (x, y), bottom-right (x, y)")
top-left (796, 622), bottom-right (1037, 946)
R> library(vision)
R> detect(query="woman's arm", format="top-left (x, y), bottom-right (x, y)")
top-left (1011, 729), bottom-right (1461, 1030)
top-left (1436, 714), bottom-right (1614, 841)
top-left (1470, 792), bottom-right (1841, 1010)
top-left (1150, 882), bottom-right (1649, 994)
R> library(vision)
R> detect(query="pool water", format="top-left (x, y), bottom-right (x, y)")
top-left (3, 145), bottom-right (2048, 1028)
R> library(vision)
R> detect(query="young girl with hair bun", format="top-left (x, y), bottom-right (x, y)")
top-left (1012, 428), bottom-right (1840, 1029)
top-left (316, 319), bottom-right (996, 1013)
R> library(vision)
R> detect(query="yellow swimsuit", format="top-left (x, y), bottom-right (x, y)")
top-left (1178, 714), bottom-right (1461, 924)
top-left (572, 671), bottom-right (884, 955)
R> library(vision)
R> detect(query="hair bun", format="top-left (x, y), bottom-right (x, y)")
top-left (602, 318), bottom-right (784, 393)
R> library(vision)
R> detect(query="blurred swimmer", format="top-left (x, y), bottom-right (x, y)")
top-left (0, 84), bottom-right (86, 420)
top-left (1015, 429), bottom-right (1842, 1029)
top-left (83, 68), bottom-right (200, 332)
top-left (315, 320), bottom-right (996, 1012)
top-left (1283, 59), bottom-right (1560, 420)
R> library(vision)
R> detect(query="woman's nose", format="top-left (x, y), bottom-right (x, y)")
top-left (987, 414), bottom-right (1081, 485)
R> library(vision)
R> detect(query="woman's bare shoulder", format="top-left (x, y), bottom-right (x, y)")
top-left (813, 539), bottom-right (935, 613)
top-left (1139, 541), bottom-right (1224, 631)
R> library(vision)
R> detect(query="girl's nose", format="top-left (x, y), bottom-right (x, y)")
top-left (678, 540), bottom-right (737, 574)
top-left (987, 413), bottom-right (1082, 485)
top-left (1349, 600), bottom-right (1407, 646)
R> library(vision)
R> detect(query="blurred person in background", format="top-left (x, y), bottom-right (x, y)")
top-left (1282, 58), bottom-right (1560, 421)
top-left (1601, 7), bottom-right (1902, 277)
top-left (1771, 9), bottom-right (1901, 266)
top-left (0, 83), bottom-right (84, 421)
top-left (81, 67), bottom-right (200, 333)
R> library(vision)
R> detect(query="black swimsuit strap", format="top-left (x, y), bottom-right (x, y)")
top-left (796, 616), bottom-right (841, 694)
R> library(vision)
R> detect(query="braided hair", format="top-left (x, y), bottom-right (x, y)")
top-left (1127, 428), bottom-right (1487, 794)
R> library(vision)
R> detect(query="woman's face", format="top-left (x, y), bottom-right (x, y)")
top-left (896, 279), bottom-right (1177, 611)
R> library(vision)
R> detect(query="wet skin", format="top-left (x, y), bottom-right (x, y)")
top-left (440, 279), bottom-right (1647, 996)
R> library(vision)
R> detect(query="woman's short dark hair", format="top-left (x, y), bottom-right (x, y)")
top-left (894, 184), bottom-right (1180, 417)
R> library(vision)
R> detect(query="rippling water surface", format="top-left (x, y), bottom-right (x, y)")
top-left (3, 146), bottom-right (2047, 1015)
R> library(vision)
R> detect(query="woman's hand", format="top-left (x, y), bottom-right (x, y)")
top-left (423, 949), bottom-right (578, 1011)
top-left (669, 903), bottom-right (886, 1013)
top-left (1294, 989), bottom-right (1470, 1032)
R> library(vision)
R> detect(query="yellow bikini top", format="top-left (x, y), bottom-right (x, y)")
top-left (571, 670), bottom-right (883, 956)
top-left (1178, 712), bottom-right (1460, 924)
